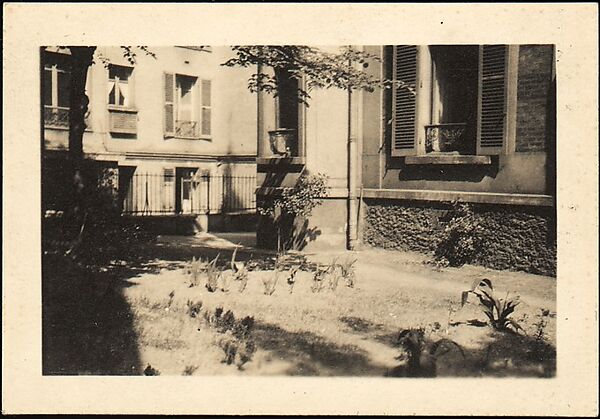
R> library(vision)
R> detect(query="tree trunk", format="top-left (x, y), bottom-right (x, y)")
top-left (67, 47), bottom-right (95, 223)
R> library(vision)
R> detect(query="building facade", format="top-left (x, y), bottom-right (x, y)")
top-left (42, 46), bottom-right (258, 229)
top-left (256, 45), bottom-right (557, 275)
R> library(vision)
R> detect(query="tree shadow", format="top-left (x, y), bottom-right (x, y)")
top-left (252, 321), bottom-right (388, 376)
top-left (42, 253), bottom-right (143, 375)
top-left (338, 316), bottom-right (556, 378)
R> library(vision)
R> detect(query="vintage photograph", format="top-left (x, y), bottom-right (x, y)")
top-left (4, 3), bottom-right (598, 416)
top-left (41, 44), bottom-right (557, 378)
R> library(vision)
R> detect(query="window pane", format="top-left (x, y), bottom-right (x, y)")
top-left (109, 65), bottom-right (132, 82)
top-left (43, 69), bottom-right (52, 106)
top-left (57, 71), bottom-right (70, 108)
top-left (177, 76), bottom-right (196, 122)
top-left (107, 80), bottom-right (116, 105)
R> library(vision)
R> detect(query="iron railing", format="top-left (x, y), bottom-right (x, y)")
top-left (121, 173), bottom-right (256, 216)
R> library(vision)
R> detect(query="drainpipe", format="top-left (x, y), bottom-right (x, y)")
top-left (347, 51), bottom-right (358, 250)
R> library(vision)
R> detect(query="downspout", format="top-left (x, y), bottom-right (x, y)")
top-left (347, 50), bottom-right (358, 250)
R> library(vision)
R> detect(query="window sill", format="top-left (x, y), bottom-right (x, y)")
top-left (108, 106), bottom-right (138, 113)
top-left (166, 135), bottom-right (212, 141)
top-left (405, 155), bottom-right (491, 165)
top-left (256, 157), bottom-right (306, 166)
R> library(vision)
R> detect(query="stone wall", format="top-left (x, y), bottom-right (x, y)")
top-left (363, 199), bottom-right (556, 276)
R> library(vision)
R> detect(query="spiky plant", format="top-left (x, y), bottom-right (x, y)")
top-left (461, 278), bottom-right (523, 333)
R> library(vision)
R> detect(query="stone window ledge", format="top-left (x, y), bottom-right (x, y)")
top-left (256, 157), bottom-right (306, 166)
top-left (405, 155), bottom-right (492, 165)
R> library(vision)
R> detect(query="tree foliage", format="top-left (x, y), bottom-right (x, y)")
top-left (222, 45), bottom-right (414, 105)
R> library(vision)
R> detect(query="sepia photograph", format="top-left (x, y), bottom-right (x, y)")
top-left (40, 43), bottom-right (557, 378)
top-left (3, 3), bottom-right (598, 416)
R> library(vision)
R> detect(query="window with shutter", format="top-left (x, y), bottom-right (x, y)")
top-left (391, 45), bottom-right (418, 156)
top-left (164, 73), bottom-right (175, 137)
top-left (389, 44), bottom-right (511, 160)
top-left (477, 45), bottom-right (508, 155)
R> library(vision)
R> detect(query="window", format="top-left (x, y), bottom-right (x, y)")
top-left (43, 52), bottom-right (72, 128)
top-left (108, 65), bottom-right (134, 108)
top-left (390, 45), bottom-right (514, 158)
top-left (107, 65), bottom-right (137, 135)
top-left (164, 73), bottom-right (211, 139)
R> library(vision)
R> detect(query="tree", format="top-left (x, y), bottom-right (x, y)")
top-left (48, 46), bottom-right (156, 251)
top-left (221, 45), bottom-right (414, 104)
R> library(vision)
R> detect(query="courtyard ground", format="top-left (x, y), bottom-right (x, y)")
top-left (42, 232), bottom-right (556, 377)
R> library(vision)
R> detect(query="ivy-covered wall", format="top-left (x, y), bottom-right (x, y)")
top-left (363, 199), bottom-right (557, 276)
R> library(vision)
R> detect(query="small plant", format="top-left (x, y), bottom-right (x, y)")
top-left (205, 253), bottom-right (221, 293)
top-left (387, 328), bottom-right (465, 377)
top-left (434, 202), bottom-right (483, 267)
top-left (187, 256), bottom-right (205, 287)
top-left (143, 364), bottom-right (160, 376)
top-left (217, 310), bottom-right (237, 333)
top-left (533, 308), bottom-right (550, 341)
top-left (311, 266), bottom-right (328, 293)
top-left (216, 313), bottom-right (256, 369)
top-left (262, 270), bottom-right (279, 296)
top-left (286, 267), bottom-right (299, 294)
top-left (182, 365), bottom-right (198, 376)
top-left (325, 258), bottom-right (340, 291)
top-left (460, 278), bottom-right (523, 333)
top-left (338, 258), bottom-right (357, 288)
top-left (186, 299), bottom-right (203, 318)
top-left (230, 247), bottom-right (250, 293)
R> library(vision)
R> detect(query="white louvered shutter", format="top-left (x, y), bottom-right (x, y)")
top-left (392, 45), bottom-right (418, 156)
top-left (477, 45), bottom-right (508, 155)
top-left (164, 73), bottom-right (175, 137)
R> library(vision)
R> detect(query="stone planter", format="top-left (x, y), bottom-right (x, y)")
top-left (425, 123), bottom-right (467, 153)
top-left (268, 128), bottom-right (296, 156)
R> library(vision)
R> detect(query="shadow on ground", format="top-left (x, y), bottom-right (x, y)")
top-left (339, 315), bottom-right (556, 378)
top-left (253, 321), bottom-right (389, 376)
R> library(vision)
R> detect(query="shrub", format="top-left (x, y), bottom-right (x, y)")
top-left (461, 278), bottom-right (523, 333)
top-left (258, 172), bottom-right (329, 252)
top-left (435, 202), bottom-right (483, 267)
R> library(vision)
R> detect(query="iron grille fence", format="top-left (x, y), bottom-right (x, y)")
top-left (121, 173), bottom-right (256, 216)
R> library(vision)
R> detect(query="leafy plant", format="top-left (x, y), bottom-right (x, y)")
top-left (435, 202), bottom-right (483, 267)
top-left (205, 253), bottom-right (221, 293)
top-left (338, 258), bottom-right (357, 288)
top-left (388, 328), bottom-right (465, 378)
top-left (325, 258), bottom-right (340, 291)
top-left (143, 364), bottom-right (160, 376)
top-left (262, 270), bottom-right (279, 296)
top-left (186, 300), bottom-right (203, 318)
top-left (187, 256), bottom-right (206, 287)
top-left (311, 264), bottom-right (334, 293)
top-left (286, 267), bottom-right (299, 294)
top-left (230, 247), bottom-right (250, 293)
top-left (182, 365), bottom-right (198, 376)
top-left (460, 278), bottom-right (523, 333)
top-left (258, 172), bottom-right (329, 252)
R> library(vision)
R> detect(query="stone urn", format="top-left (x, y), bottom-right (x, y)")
top-left (268, 128), bottom-right (296, 156)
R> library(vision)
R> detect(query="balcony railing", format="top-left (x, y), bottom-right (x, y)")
top-left (43, 106), bottom-right (69, 128)
top-left (425, 123), bottom-right (468, 153)
top-left (43, 106), bottom-right (92, 130)
top-left (175, 120), bottom-right (200, 138)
